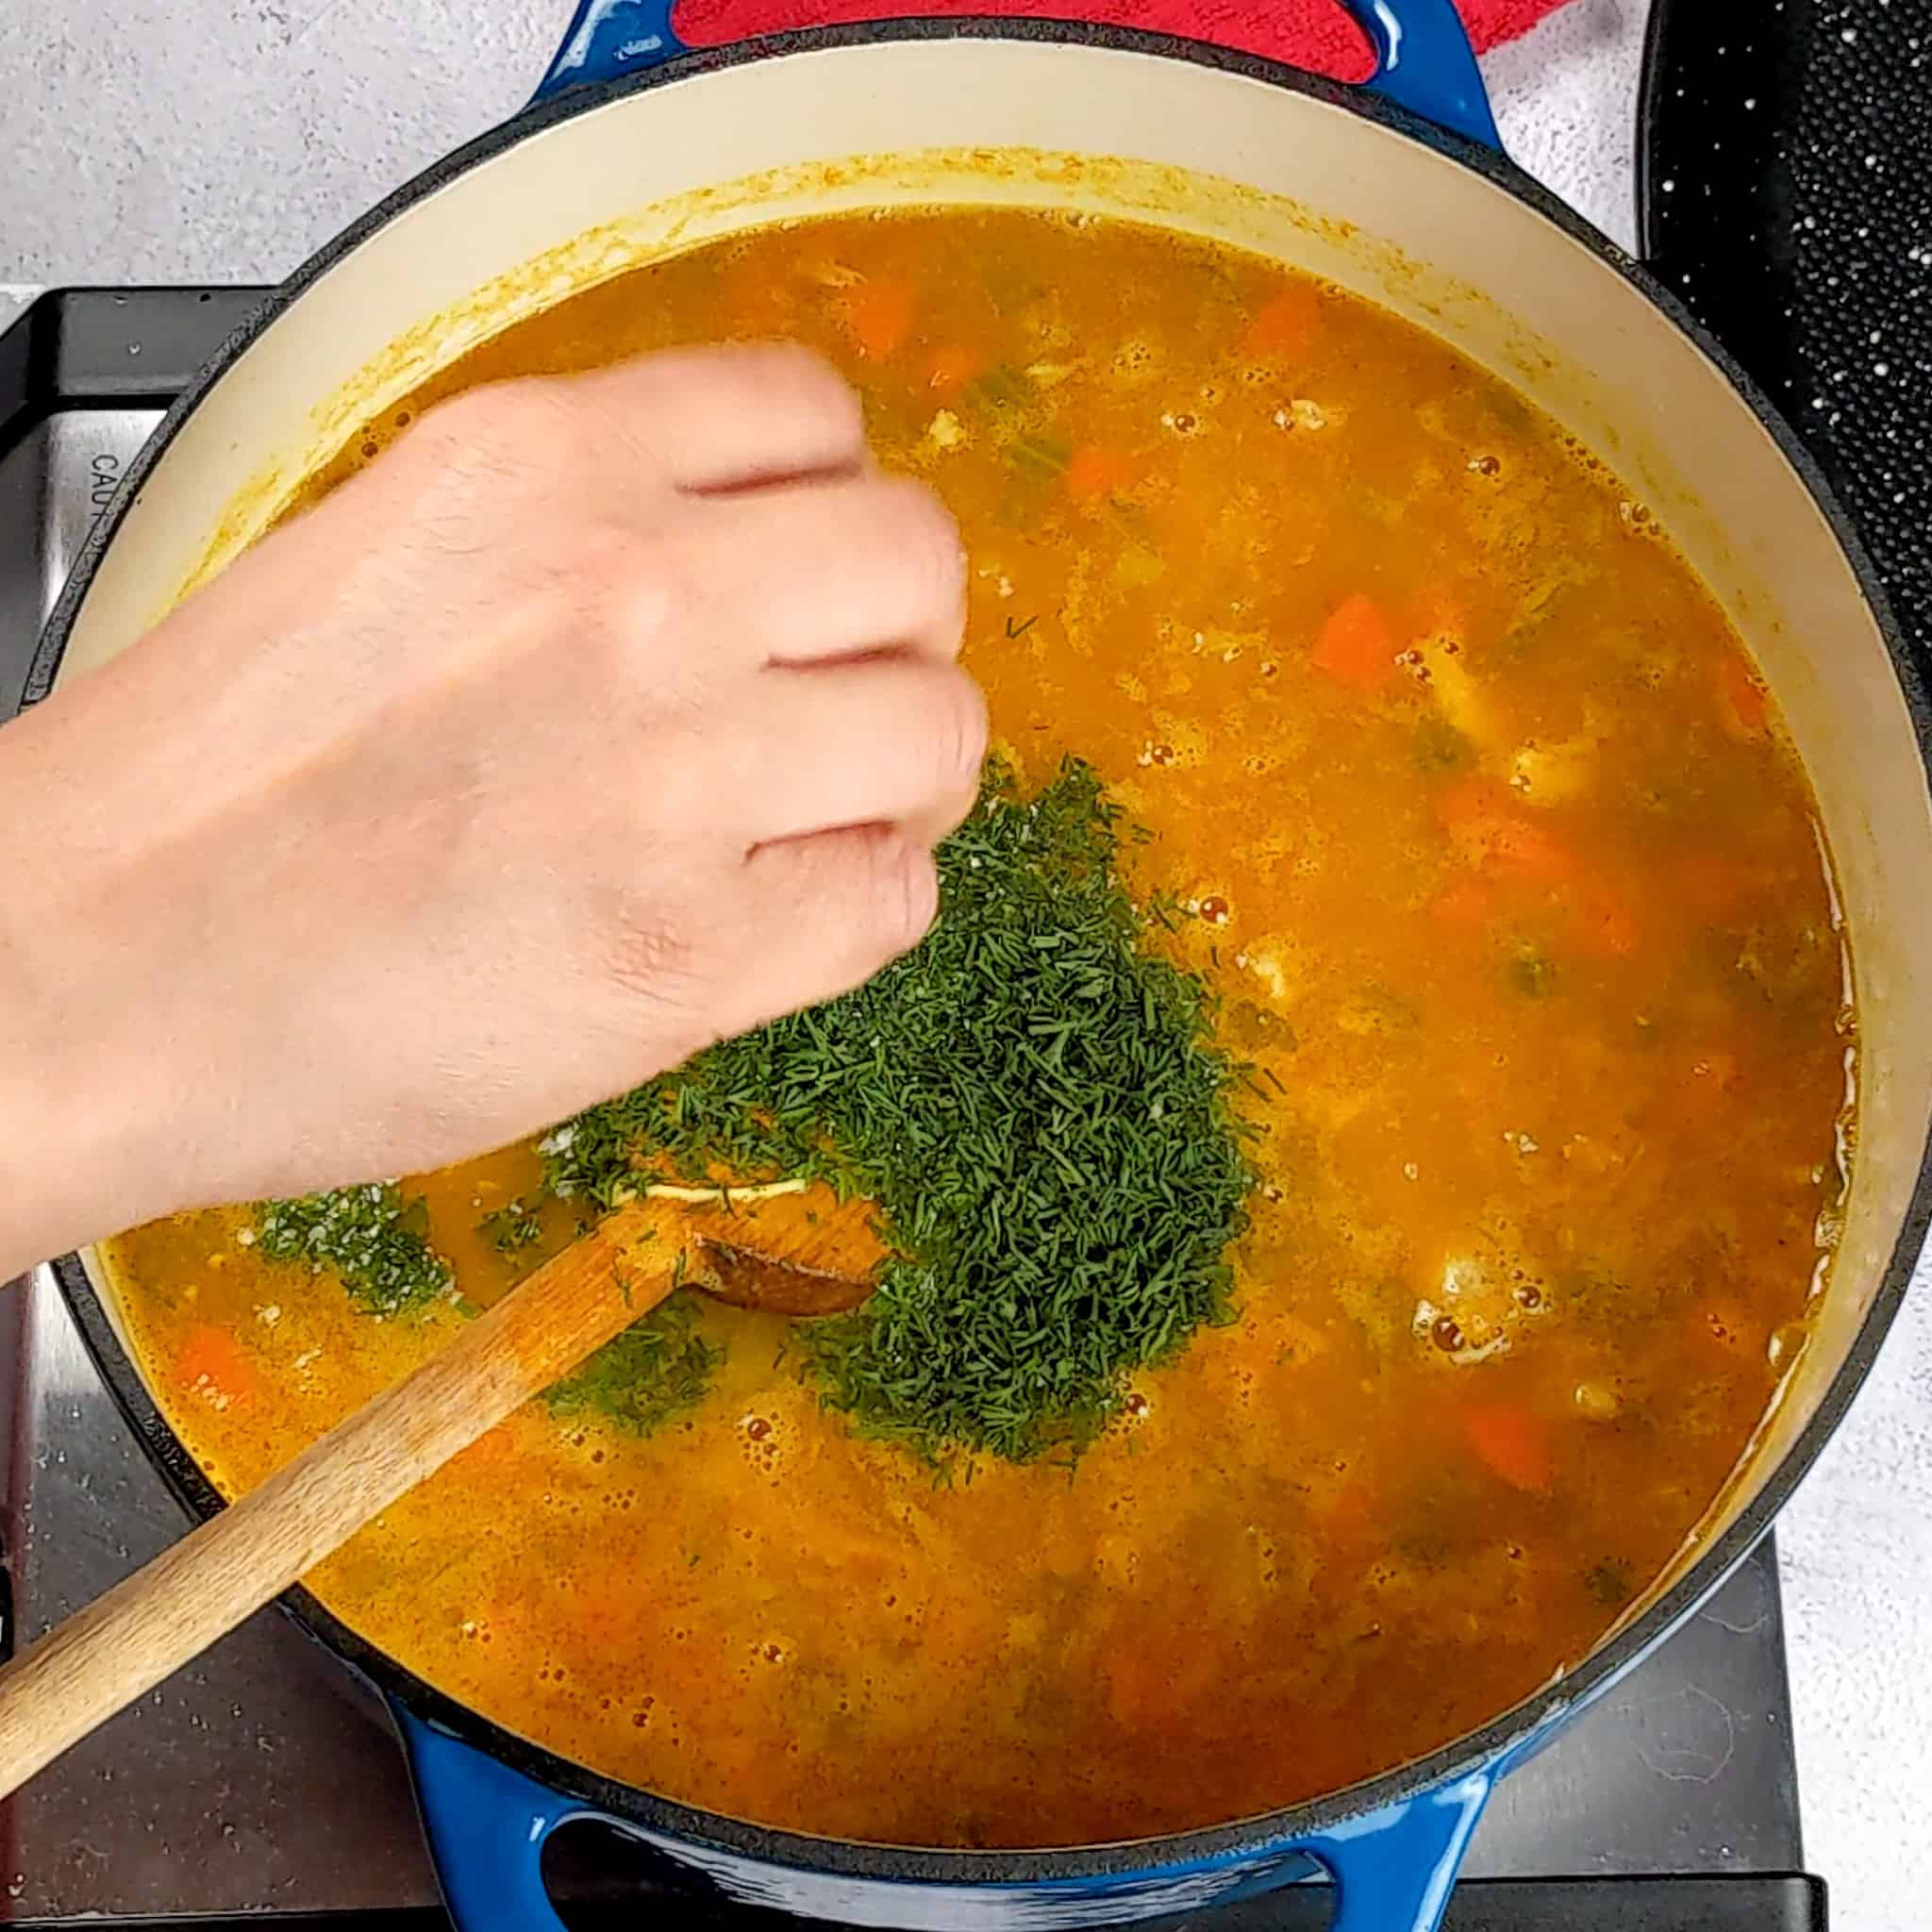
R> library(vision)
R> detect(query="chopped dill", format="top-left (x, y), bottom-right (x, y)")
top-left (255, 1181), bottom-right (450, 1317)
top-left (477, 1197), bottom-right (542, 1257)
top-left (546, 1291), bottom-right (720, 1436)
top-left (543, 758), bottom-right (1254, 1464)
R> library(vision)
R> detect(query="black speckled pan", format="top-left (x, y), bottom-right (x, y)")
top-left (1643, 0), bottom-right (1932, 660)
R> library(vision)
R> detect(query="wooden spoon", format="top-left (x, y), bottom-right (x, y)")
top-left (0, 1184), bottom-right (881, 1799)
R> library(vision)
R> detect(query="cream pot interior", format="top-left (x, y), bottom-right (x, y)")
top-left (58, 35), bottom-right (1931, 1623)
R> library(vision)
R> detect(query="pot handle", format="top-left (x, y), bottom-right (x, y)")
top-left (399, 1695), bottom-right (1494, 1932)
top-left (1301, 1767), bottom-right (1496, 1932)
top-left (399, 1706), bottom-right (579, 1932)
top-left (528, 3), bottom-right (1501, 150)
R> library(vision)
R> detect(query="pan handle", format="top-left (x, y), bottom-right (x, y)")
top-left (1301, 1768), bottom-right (1495, 1932)
top-left (527, 3), bottom-right (1500, 150)
top-left (400, 1708), bottom-right (578, 1932)
top-left (532, 0), bottom-right (687, 98)
top-left (399, 1696), bottom-right (1495, 1932)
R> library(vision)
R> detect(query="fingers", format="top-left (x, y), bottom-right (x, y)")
top-left (679, 473), bottom-right (967, 666)
top-left (722, 655), bottom-right (988, 848)
top-left (577, 344), bottom-right (869, 493)
top-left (712, 824), bottom-right (941, 1038)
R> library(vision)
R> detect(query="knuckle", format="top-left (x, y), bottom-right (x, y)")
top-left (738, 341), bottom-right (864, 439)
top-left (858, 832), bottom-right (940, 959)
top-left (879, 478), bottom-right (968, 620)
top-left (917, 666), bottom-right (990, 799)
top-left (629, 342), bottom-right (863, 462)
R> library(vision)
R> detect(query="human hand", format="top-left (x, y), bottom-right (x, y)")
top-left (0, 346), bottom-right (982, 1271)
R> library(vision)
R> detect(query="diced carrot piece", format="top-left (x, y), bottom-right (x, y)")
top-left (926, 343), bottom-right (988, 392)
top-left (1463, 1403), bottom-right (1553, 1493)
top-left (841, 278), bottom-right (917, 360)
top-left (1716, 651), bottom-right (1770, 741)
top-left (1311, 592), bottom-right (1397, 692)
top-left (1484, 815), bottom-right (1577, 883)
top-left (1436, 779), bottom-right (1579, 884)
top-left (1429, 877), bottom-right (1494, 931)
top-left (175, 1324), bottom-right (259, 1407)
top-left (1243, 283), bottom-right (1323, 358)
top-left (1063, 445), bottom-right (1136, 503)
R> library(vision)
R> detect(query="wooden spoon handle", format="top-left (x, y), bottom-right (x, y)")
top-left (0, 1200), bottom-right (675, 1799)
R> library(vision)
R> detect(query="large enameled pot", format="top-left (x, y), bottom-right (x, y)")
top-left (35, 5), bottom-right (1926, 1928)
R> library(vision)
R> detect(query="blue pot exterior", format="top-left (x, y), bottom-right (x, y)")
top-left (401, 1702), bottom-right (1497, 1931)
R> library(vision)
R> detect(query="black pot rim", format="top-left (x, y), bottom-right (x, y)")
top-left (39, 11), bottom-right (1929, 1890)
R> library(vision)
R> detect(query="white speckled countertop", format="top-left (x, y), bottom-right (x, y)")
top-left (3, 4), bottom-right (1928, 1927)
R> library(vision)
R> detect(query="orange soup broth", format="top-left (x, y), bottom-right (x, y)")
top-left (104, 208), bottom-right (1850, 1848)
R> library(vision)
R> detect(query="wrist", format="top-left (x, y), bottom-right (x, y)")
top-left (0, 745), bottom-right (189, 1277)
top-left (0, 922), bottom-right (138, 1279)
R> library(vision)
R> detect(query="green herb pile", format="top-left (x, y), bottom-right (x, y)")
top-left (255, 760), bottom-right (1254, 1459)
top-left (255, 1181), bottom-right (450, 1317)
top-left (544, 1292), bottom-right (721, 1437)
top-left (543, 758), bottom-right (1254, 1463)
